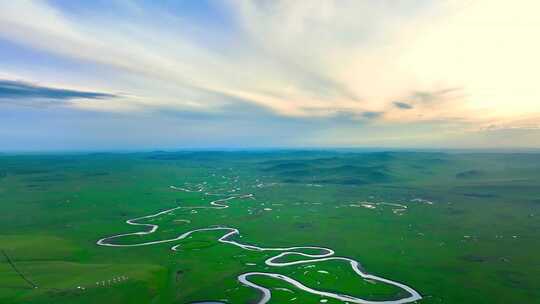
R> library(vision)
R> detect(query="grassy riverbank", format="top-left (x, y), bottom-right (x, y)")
top-left (1, 151), bottom-right (539, 303)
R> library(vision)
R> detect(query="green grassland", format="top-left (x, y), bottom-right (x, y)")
top-left (0, 151), bottom-right (539, 303)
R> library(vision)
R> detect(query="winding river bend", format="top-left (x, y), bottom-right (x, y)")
top-left (97, 185), bottom-right (422, 304)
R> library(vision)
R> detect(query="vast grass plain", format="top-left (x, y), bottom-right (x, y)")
top-left (1, 151), bottom-right (539, 304)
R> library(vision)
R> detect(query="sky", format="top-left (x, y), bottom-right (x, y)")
top-left (1, 0), bottom-right (539, 151)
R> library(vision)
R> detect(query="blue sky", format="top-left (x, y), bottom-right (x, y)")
top-left (1, 1), bottom-right (539, 151)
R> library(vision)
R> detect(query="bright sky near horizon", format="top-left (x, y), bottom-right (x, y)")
top-left (1, 0), bottom-right (539, 150)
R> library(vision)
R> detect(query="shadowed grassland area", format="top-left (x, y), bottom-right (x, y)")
top-left (0, 151), bottom-right (539, 303)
